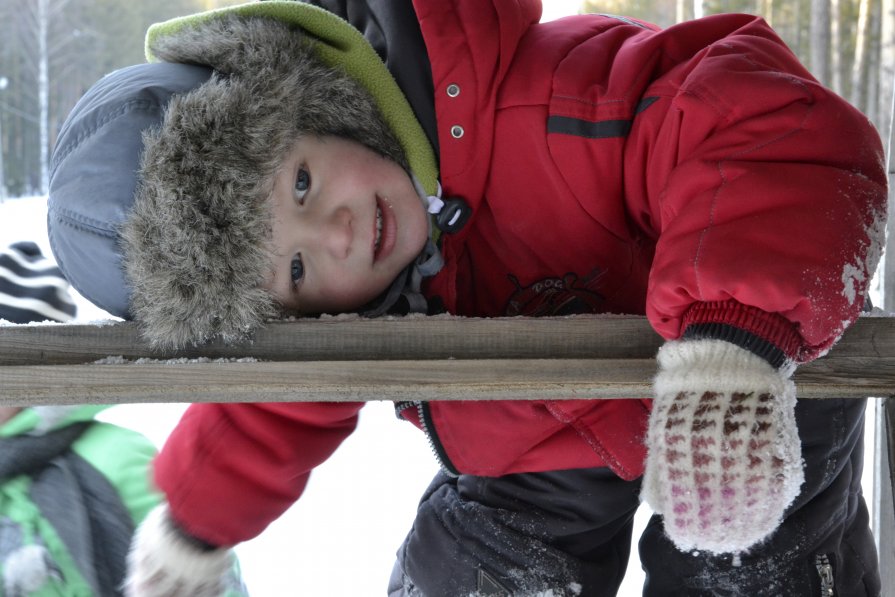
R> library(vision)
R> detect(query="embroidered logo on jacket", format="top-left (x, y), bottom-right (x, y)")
top-left (504, 270), bottom-right (605, 316)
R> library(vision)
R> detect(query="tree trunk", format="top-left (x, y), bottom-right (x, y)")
top-left (851, 0), bottom-right (872, 111)
top-left (830, 0), bottom-right (842, 94)
top-left (882, 0), bottom-right (895, 314)
top-left (881, 0), bottom-right (895, 148)
top-left (759, 0), bottom-right (774, 24)
top-left (38, 0), bottom-right (49, 195)
top-left (811, 0), bottom-right (831, 85)
top-left (693, 0), bottom-right (704, 19)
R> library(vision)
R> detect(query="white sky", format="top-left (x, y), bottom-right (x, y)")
top-left (540, 0), bottom-right (582, 22)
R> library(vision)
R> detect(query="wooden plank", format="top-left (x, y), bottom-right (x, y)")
top-left (2, 315), bottom-right (895, 405)
top-left (3, 314), bottom-right (895, 365)
top-left (1, 355), bottom-right (892, 406)
top-left (0, 314), bottom-right (665, 365)
top-left (0, 358), bottom-right (656, 405)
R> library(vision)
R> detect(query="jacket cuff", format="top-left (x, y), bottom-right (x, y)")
top-left (681, 300), bottom-right (801, 369)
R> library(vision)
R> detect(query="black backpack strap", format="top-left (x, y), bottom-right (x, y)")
top-left (30, 450), bottom-right (135, 597)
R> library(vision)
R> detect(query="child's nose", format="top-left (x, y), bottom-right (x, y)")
top-left (317, 206), bottom-right (353, 259)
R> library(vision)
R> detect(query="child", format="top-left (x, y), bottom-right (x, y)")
top-left (47, 1), bottom-right (886, 595)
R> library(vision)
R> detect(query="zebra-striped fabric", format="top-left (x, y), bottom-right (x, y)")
top-left (0, 241), bottom-right (76, 323)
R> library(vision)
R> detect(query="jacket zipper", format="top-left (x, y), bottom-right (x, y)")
top-left (815, 553), bottom-right (834, 597)
top-left (394, 401), bottom-right (415, 416)
top-left (415, 401), bottom-right (459, 477)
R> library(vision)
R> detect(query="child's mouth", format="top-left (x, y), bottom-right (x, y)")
top-left (373, 196), bottom-right (396, 262)
top-left (374, 206), bottom-right (383, 253)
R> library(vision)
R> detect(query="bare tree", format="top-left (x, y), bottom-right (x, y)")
top-left (851, 0), bottom-right (872, 111)
top-left (881, 0), bottom-right (894, 147)
top-left (676, 0), bottom-right (689, 22)
top-left (15, 0), bottom-right (72, 194)
top-left (831, 0), bottom-right (843, 93)
top-left (811, 0), bottom-right (831, 84)
top-left (693, 0), bottom-right (705, 18)
top-left (38, 0), bottom-right (49, 194)
top-left (759, 0), bottom-right (775, 24)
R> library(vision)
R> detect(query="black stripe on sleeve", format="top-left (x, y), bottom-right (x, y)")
top-left (547, 96), bottom-right (660, 139)
top-left (547, 116), bottom-right (632, 139)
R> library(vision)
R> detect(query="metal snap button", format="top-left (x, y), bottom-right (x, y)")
top-left (446, 84), bottom-right (460, 97)
top-left (450, 125), bottom-right (464, 139)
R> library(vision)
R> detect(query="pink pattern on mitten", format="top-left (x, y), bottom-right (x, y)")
top-left (642, 340), bottom-right (804, 554)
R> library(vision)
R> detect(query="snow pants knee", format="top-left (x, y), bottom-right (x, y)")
top-left (389, 398), bottom-right (879, 596)
top-left (388, 467), bottom-right (640, 596)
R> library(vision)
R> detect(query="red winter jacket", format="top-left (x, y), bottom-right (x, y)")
top-left (154, 0), bottom-right (887, 546)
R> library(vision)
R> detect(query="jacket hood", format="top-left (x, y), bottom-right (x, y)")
top-left (48, 62), bottom-right (214, 319)
top-left (48, 1), bottom-right (439, 348)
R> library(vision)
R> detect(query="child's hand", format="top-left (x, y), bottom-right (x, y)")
top-left (125, 503), bottom-right (234, 597)
top-left (641, 339), bottom-right (804, 555)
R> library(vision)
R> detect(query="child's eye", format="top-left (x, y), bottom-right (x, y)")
top-left (290, 254), bottom-right (304, 286)
top-left (294, 168), bottom-right (311, 204)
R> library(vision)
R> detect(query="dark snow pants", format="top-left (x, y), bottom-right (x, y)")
top-left (388, 398), bottom-right (880, 596)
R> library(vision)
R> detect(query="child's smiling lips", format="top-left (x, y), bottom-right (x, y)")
top-left (373, 195), bottom-right (396, 263)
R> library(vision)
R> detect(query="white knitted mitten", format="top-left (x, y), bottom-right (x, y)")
top-left (124, 504), bottom-right (234, 597)
top-left (642, 339), bottom-right (804, 555)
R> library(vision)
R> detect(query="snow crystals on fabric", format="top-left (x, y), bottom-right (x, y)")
top-left (841, 203), bottom-right (886, 306)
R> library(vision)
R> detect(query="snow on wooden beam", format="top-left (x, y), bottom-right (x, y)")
top-left (1, 315), bottom-right (894, 405)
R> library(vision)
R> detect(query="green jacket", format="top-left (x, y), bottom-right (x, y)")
top-left (0, 405), bottom-right (246, 596)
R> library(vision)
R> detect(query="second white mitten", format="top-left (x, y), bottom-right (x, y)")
top-left (124, 503), bottom-right (234, 597)
top-left (641, 339), bottom-right (804, 555)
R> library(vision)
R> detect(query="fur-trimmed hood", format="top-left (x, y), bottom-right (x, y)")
top-left (124, 15), bottom-right (408, 348)
top-left (48, 2), bottom-right (439, 349)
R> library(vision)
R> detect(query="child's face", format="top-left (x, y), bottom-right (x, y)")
top-left (263, 135), bottom-right (429, 314)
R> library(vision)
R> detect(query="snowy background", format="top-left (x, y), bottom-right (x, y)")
top-left (0, 1), bottom-right (882, 594)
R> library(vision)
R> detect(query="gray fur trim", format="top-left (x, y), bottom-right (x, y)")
top-left (122, 15), bottom-right (406, 348)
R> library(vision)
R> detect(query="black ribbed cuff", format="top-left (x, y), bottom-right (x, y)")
top-left (682, 323), bottom-right (788, 370)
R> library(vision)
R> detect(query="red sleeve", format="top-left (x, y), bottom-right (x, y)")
top-left (631, 16), bottom-right (887, 362)
top-left (154, 401), bottom-right (362, 546)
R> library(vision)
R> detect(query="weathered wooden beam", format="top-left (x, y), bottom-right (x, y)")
top-left (0, 315), bottom-right (664, 365)
top-left (1, 315), bottom-right (894, 405)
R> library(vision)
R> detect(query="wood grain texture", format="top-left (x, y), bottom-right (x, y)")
top-left (2, 315), bottom-right (894, 405)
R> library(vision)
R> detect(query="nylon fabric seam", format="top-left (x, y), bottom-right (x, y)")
top-left (690, 92), bottom-right (814, 301)
top-left (51, 99), bottom-right (158, 169)
top-left (543, 402), bottom-right (631, 478)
